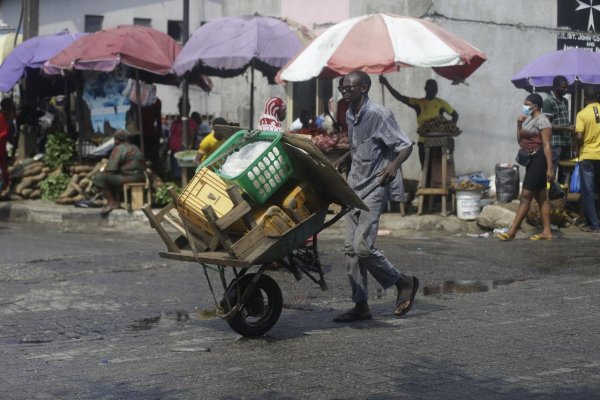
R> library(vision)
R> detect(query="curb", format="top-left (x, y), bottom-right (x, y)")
top-left (0, 200), bottom-right (483, 237)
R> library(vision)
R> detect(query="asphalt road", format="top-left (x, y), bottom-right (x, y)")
top-left (1, 222), bottom-right (599, 399)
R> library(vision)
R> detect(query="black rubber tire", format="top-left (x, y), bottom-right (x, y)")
top-left (225, 273), bottom-right (283, 337)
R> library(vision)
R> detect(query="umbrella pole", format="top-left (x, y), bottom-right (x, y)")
top-left (250, 60), bottom-right (255, 130)
top-left (380, 75), bottom-right (385, 106)
top-left (76, 72), bottom-right (84, 163)
top-left (135, 70), bottom-right (145, 155)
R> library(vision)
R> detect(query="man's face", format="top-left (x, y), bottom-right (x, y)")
top-left (556, 82), bottom-right (569, 97)
top-left (338, 76), bottom-right (363, 103)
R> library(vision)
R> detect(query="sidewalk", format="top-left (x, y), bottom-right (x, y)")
top-left (0, 199), bottom-right (485, 236)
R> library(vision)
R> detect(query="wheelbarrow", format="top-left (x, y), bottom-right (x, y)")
top-left (143, 133), bottom-right (370, 337)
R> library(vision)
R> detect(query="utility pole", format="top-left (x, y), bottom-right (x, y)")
top-left (181, 0), bottom-right (190, 149)
top-left (18, 0), bottom-right (39, 160)
top-left (22, 0), bottom-right (39, 40)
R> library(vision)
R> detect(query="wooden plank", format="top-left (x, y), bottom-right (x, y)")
top-left (417, 188), bottom-right (448, 195)
top-left (202, 205), bottom-right (235, 255)
top-left (158, 251), bottom-right (251, 268)
top-left (227, 186), bottom-right (257, 230)
top-left (142, 205), bottom-right (180, 253)
top-left (230, 225), bottom-right (266, 259)
top-left (215, 202), bottom-right (252, 231)
top-left (155, 201), bottom-right (176, 220)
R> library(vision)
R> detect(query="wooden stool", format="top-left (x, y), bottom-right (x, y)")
top-left (417, 137), bottom-right (451, 216)
top-left (123, 181), bottom-right (152, 211)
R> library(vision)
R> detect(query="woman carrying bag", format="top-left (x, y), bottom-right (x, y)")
top-left (497, 93), bottom-right (554, 241)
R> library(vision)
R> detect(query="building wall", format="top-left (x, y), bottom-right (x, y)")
top-left (223, 0), bottom-right (560, 179)
top-left (0, 0), bottom-right (575, 179)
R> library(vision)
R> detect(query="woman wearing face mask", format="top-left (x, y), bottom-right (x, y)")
top-left (497, 93), bottom-right (554, 240)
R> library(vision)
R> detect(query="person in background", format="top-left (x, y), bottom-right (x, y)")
top-left (497, 93), bottom-right (553, 241)
top-left (257, 97), bottom-right (286, 132)
top-left (333, 71), bottom-right (417, 322)
top-left (92, 129), bottom-right (145, 216)
top-left (194, 117), bottom-right (228, 166)
top-left (290, 109), bottom-right (312, 131)
top-left (379, 76), bottom-right (458, 167)
top-left (0, 98), bottom-right (15, 195)
top-left (126, 96), bottom-right (162, 176)
top-left (575, 85), bottom-right (600, 233)
top-left (191, 111), bottom-right (212, 147)
top-left (169, 98), bottom-right (198, 181)
top-left (336, 78), bottom-right (350, 134)
top-left (542, 75), bottom-right (575, 184)
top-left (315, 97), bottom-right (338, 133)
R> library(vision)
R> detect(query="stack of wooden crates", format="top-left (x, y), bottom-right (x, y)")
top-left (174, 167), bottom-right (324, 260)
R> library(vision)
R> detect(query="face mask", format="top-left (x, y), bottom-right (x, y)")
top-left (522, 105), bottom-right (533, 116)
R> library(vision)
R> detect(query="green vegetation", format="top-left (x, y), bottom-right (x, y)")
top-left (40, 173), bottom-right (70, 201)
top-left (154, 183), bottom-right (182, 206)
top-left (44, 132), bottom-right (75, 170)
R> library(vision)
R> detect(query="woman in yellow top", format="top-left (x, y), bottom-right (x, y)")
top-left (194, 117), bottom-right (227, 166)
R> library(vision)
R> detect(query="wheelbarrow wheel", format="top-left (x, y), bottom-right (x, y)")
top-left (224, 273), bottom-right (283, 337)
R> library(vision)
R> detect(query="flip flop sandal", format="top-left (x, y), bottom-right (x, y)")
top-left (395, 276), bottom-right (419, 317)
top-left (496, 232), bottom-right (513, 241)
top-left (529, 234), bottom-right (553, 241)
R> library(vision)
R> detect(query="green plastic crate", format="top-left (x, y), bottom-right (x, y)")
top-left (199, 130), bottom-right (294, 204)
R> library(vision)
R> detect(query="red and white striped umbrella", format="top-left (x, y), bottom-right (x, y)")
top-left (278, 14), bottom-right (486, 82)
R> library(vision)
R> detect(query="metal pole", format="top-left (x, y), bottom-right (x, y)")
top-left (76, 72), bottom-right (84, 163)
top-left (250, 60), bottom-right (255, 130)
top-left (181, 0), bottom-right (190, 148)
top-left (135, 69), bottom-right (145, 155)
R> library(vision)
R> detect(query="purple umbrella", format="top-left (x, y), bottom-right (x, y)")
top-left (0, 30), bottom-right (86, 92)
top-left (173, 15), bottom-right (313, 128)
top-left (511, 48), bottom-right (600, 91)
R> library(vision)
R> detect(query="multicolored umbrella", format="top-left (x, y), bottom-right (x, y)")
top-left (43, 25), bottom-right (186, 154)
top-left (173, 14), bottom-right (313, 128)
top-left (511, 48), bottom-right (600, 91)
top-left (0, 30), bottom-right (86, 92)
top-left (173, 15), bottom-right (312, 82)
top-left (44, 25), bottom-right (181, 77)
top-left (278, 14), bottom-right (486, 83)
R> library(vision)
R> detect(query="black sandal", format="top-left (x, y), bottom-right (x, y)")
top-left (395, 276), bottom-right (419, 317)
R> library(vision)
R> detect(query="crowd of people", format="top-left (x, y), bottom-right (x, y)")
top-left (2, 70), bottom-right (600, 237)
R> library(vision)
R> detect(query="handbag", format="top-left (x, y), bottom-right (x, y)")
top-left (515, 148), bottom-right (535, 167)
top-left (570, 161), bottom-right (581, 193)
top-left (547, 180), bottom-right (566, 200)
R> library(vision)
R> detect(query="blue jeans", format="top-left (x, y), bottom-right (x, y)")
top-left (579, 160), bottom-right (600, 230)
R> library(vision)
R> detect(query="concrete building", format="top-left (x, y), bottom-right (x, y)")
top-left (0, 0), bottom-right (595, 180)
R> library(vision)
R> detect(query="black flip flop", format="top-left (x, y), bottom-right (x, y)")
top-left (395, 276), bottom-right (419, 317)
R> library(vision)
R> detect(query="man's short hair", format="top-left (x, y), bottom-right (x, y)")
top-left (553, 75), bottom-right (568, 87)
top-left (212, 117), bottom-right (227, 127)
top-left (347, 71), bottom-right (371, 91)
top-left (113, 129), bottom-right (131, 142)
top-left (0, 97), bottom-right (14, 111)
top-left (583, 85), bottom-right (599, 101)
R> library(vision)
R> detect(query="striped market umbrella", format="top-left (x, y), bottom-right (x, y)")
top-left (278, 14), bottom-right (486, 83)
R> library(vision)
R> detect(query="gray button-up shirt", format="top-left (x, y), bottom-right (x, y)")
top-left (347, 97), bottom-right (412, 199)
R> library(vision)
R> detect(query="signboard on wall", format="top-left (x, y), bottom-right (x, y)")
top-left (558, 0), bottom-right (600, 51)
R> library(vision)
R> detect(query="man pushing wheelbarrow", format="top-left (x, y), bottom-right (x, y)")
top-left (333, 71), bottom-right (419, 322)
